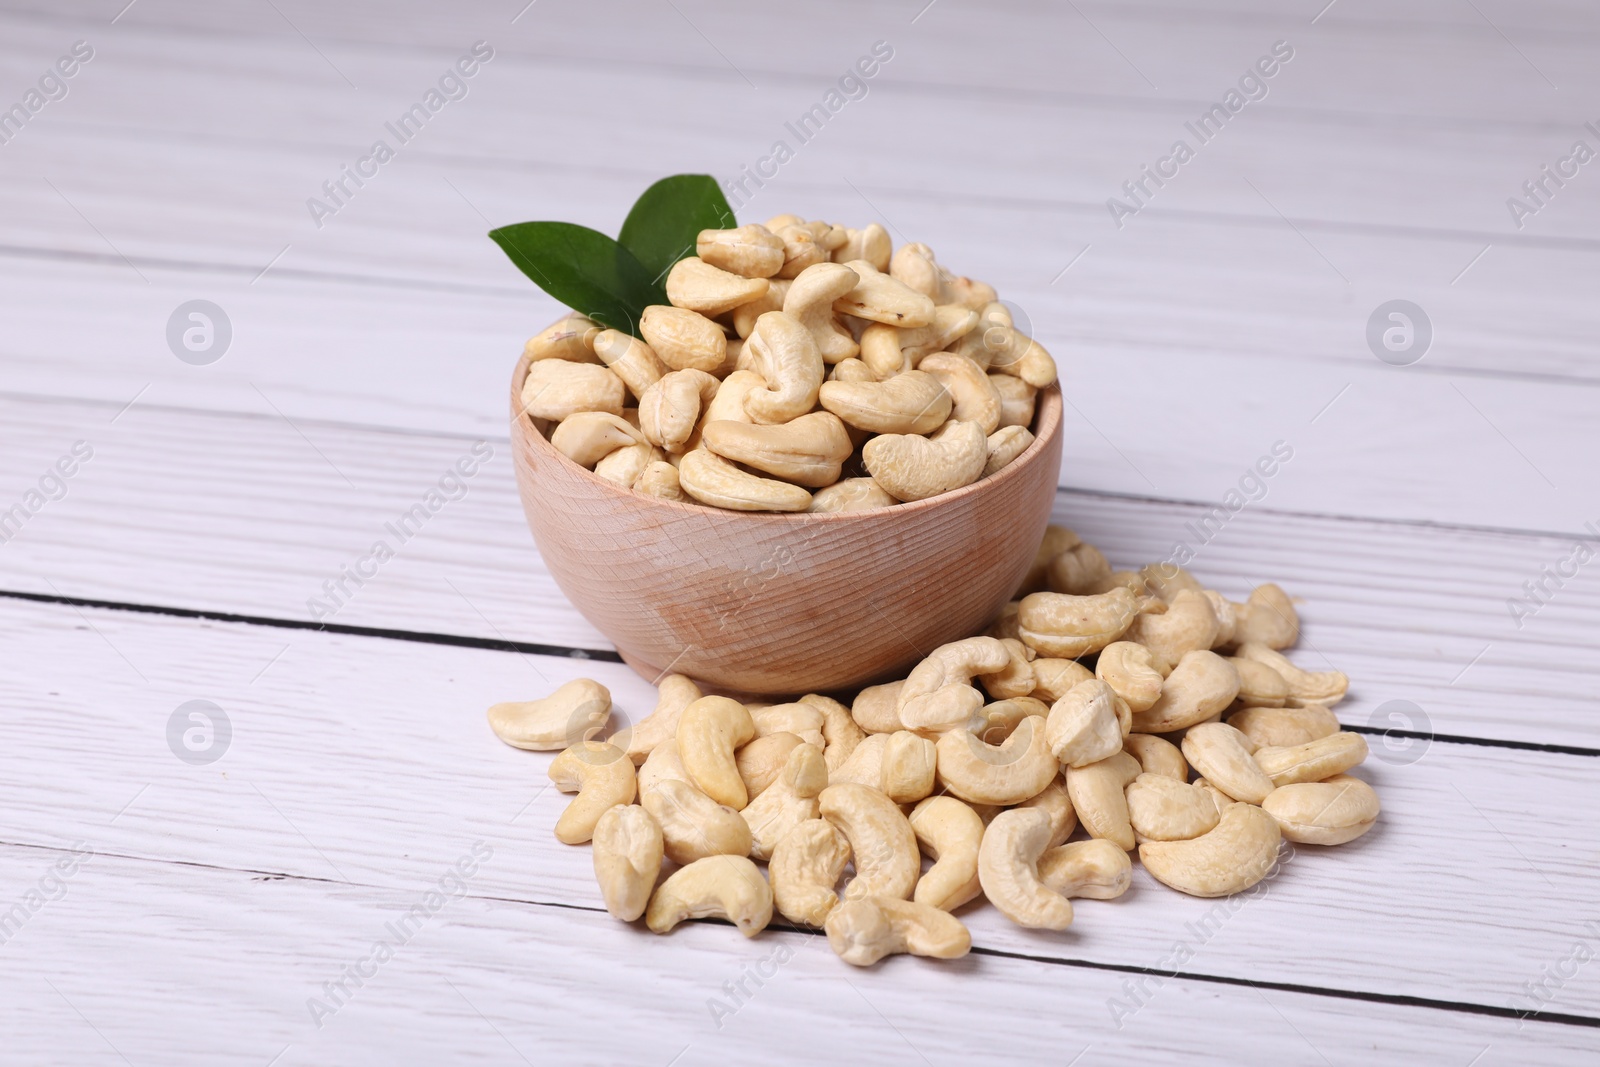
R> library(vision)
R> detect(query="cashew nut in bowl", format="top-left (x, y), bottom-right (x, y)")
top-left (701, 412), bottom-right (853, 488)
top-left (639, 304), bottom-right (729, 373)
top-left (697, 223), bottom-right (786, 278)
top-left (835, 223), bottom-right (891, 271)
top-left (550, 411), bottom-right (646, 468)
top-left (825, 896), bottom-right (972, 966)
top-left (1138, 803), bottom-right (1283, 898)
top-left (641, 777), bottom-right (753, 864)
top-left (783, 262), bottom-right (861, 362)
top-left (676, 696), bottom-right (756, 810)
top-left (908, 796), bottom-right (984, 911)
top-left (773, 223), bottom-right (827, 278)
top-left (899, 306), bottom-right (981, 366)
top-left (1261, 774), bottom-right (1379, 845)
top-left (918, 353), bottom-right (1002, 434)
top-left (524, 312), bottom-right (601, 364)
top-left (1064, 750), bottom-right (1141, 851)
top-left (863, 420), bottom-right (988, 502)
top-left (666, 256), bottom-right (770, 316)
top-left (637, 369), bottom-right (719, 453)
top-left (832, 264), bottom-right (935, 327)
top-left (742, 310), bottom-right (825, 424)
top-left (488, 678), bottom-right (610, 751)
top-left (898, 637), bottom-right (1012, 735)
top-left (990, 373), bottom-right (1036, 429)
top-left (769, 817), bottom-right (850, 926)
top-left (1036, 839), bottom-right (1133, 900)
top-left (591, 804), bottom-right (664, 922)
top-left (817, 370), bottom-right (951, 435)
top-left (520, 360), bottom-right (626, 421)
top-left (934, 715), bottom-right (1059, 806)
top-left (731, 279), bottom-right (791, 338)
top-left (818, 783), bottom-right (920, 902)
top-left (593, 441), bottom-right (661, 489)
top-left (678, 449), bottom-right (812, 512)
top-left (548, 741), bottom-right (637, 845)
top-left (1017, 587), bottom-right (1141, 658)
top-left (978, 808), bottom-right (1074, 930)
top-left (591, 328), bottom-right (668, 401)
top-left (646, 854), bottom-right (773, 937)
top-left (742, 742), bottom-right (828, 860)
top-left (984, 425), bottom-right (1035, 476)
top-left (809, 477), bottom-right (897, 513)
top-left (889, 241), bottom-right (942, 300)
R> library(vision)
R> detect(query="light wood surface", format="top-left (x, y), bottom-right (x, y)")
top-left (3, 2), bottom-right (1598, 1064)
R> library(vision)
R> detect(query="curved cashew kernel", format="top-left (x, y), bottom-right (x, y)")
top-left (1225, 705), bottom-right (1341, 749)
top-left (990, 373), bottom-right (1037, 429)
top-left (1229, 656), bottom-right (1290, 708)
top-left (751, 703), bottom-right (827, 750)
top-left (783, 262), bottom-right (861, 362)
top-left (1131, 650), bottom-right (1242, 734)
top-left (1123, 733), bottom-right (1188, 781)
top-left (488, 678), bottom-right (611, 751)
top-left (773, 223), bottom-right (827, 278)
top-left (951, 301), bottom-right (1012, 368)
top-left (743, 742), bottom-right (828, 860)
top-left (880, 731), bottom-right (938, 804)
top-left (634, 459), bottom-right (683, 500)
top-left (800, 693), bottom-right (865, 773)
top-left (851, 680), bottom-right (906, 734)
top-left (1253, 732), bottom-right (1368, 787)
top-left (899, 637), bottom-right (1012, 735)
top-left (1017, 587), bottom-right (1141, 658)
top-left (1064, 750), bottom-right (1141, 851)
top-left (1192, 778), bottom-right (1237, 818)
top-left (818, 370), bottom-right (951, 435)
top-left (1096, 641), bottom-right (1164, 712)
top-left (637, 737), bottom-right (690, 797)
top-left (735, 732), bottom-right (804, 799)
top-left (699, 370), bottom-right (762, 429)
top-left (521, 360), bottom-right (626, 421)
top-left (743, 310), bottom-right (824, 424)
top-left (549, 741), bottom-right (637, 845)
top-left (858, 322), bottom-right (912, 379)
top-left (935, 715), bottom-right (1059, 806)
top-left (918, 353), bottom-right (1002, 434)
top-left (550, 411), bottom-right (645, 467)
top-left (1261, 774), bottom-right (1379, 845)
top-left (1205, 591), bottom-right (1240, 648)
top-left (987, 326), bottom-right (1057, 388)
top-left (594, 441), bottom-right (661, 488)
top-left (591, 804), bottom-right (664, 921)
top-left (825, 896), bottom-right (971, 966)
top-left (1124, 590), bottom-right (1219, 673)
top-left (591, 329), bottom-right (668, 401)
top-left (677, 696), bottom-right (756, 809)
top-left (978, 809), bottom-right (1074, 930)
top-left (641, 777), bottom-right (753, 864)
top-left (829, 732), bottom-right (888, 790)
top-left (889, 241), bottom-right (941, 300)
top-left (621, 674), bottom-right (702, 765)
top-left (809, 477), bottom-right (897, 513)
top-left (900, 306), bottom-right (981, 367)
top-left (1047, 679), bottom-right (1129, 768)
top-left (805, 220), bottom-right (848, 252)
top-left (836, 223), bottom-right (891, 271)
top-left (1233, 583), bottom-right (1299, 649)
top-left (1037, 839), bottom-right (1134, 900)
top-left (908, 796), bottom-right (984, 911)
top-left (984, 425), bottom-right (1034, 476)
top-left (638, 368), bottom-right (719, 453)
top-left (1139, 803), bottom-right (1283, 898)
top-left (678, 448), bottom-right (812, 512)
top-left (978, 638), bottom-right (1037, 701)
top-left (1030, 657), bottom-right (1096, 702)
top-left (863, 420), bottom-right (987, 503)
top-left (646, 854), bottom-right (773, 936)
top-left (770, 818), bottom-right (850, 926)
top-left (1016, 772), bottom-right (1077, 848)
top-left (1236, 644), bottom-right (1349, 708)
top-left (829, 357), bottom-right (876, 382)
top-left (702, 412), bottom-right (852, 487)
top-left (1021, 525), bottom-right (1081, 594)
top-left (945, 274), bottom-right (998, 311)
top-left (666, 256), bottom-right (770, 316)
top-left (697, 224), bottom-right (785, 278)
top-left (524, 312), bottom-right (601, 364)
top-left (639, 305), bottom-right (728, 373)
top-left (1047, 543), bottom-right (1113, 596)
top-left (1181, 723), bottom-right (1277, 805)
top-left (973, 697), bottom-right (1048, 746)
top-left (833, 265), bottom-right (936, 328)
top-left (1126, 773), bottom-right (1222, 842)
top-left (819, 783), bottom-right (920, 902)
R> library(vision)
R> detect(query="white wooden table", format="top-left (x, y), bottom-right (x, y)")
top-left (2, 1), bottom-right (1597, 1062)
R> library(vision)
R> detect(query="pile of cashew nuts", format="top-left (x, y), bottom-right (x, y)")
top-left (487, 527), bottom-right (1379, 966)
top-left (521, 217), bottom-right (1057, 510)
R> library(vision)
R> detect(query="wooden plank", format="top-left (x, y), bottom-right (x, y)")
top-left (2, 395), bottom-right (1595, 748)
top-left (7, 844), bottom-right (1592, 1066)
top-left (3, 597), bottom-right (1596, 1021)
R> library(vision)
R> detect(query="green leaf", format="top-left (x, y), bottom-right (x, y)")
top-left (488, 221), bottom-right (664, 338)
top-left (617, 174), bottom-right (736, 284)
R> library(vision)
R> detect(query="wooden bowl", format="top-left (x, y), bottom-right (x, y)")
top-left (510, 352), bottom-right (1062, 695)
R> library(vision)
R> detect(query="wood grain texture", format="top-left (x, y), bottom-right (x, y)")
top-left (511, 355), bottom-right (1062, 692)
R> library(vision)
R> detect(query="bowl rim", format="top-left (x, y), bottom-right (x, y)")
top-left (511, 348), bottom-right (1062, 524)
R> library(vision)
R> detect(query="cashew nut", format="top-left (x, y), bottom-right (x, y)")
top-left (899, 306), bottom-right (981, 366)
top-left (1229, 655), bottom-right (1291, 708)
top-left (678, 448), bottom-right (812, 512)
top-left (730, 278), bottom-right (791, 338)
top-left (698, 223), bottom-right (786, 278)
top-left (743, 742), bottom-right (828, 860)
top-left (1096, 641), bottom-right (1164, 712)
top-left (851, 680), bottom-right (906, 734)
top-left (646, 854), bottom-right (773, 936)
top-left (1030, 657), bottom-right (1096, 702)
top-left (1130, 650), bottom-right (1241, 734)
top-left (735, 733), bottom-right (804, 799)
top-left (1138, 803), bottom-right (1283, 898)
top-left (591, 328), bottom-right (668, 401)
top-left (1225, 705), bottom-right (1340, 749)
top-left (977, 808), bottom-right (1074, 930)
top-left (832, 263), bottom-right (935, 327)
top-left (1016, 772), bottom-right (1077, 848)
top-left (835, 223), bottom-right (891, 271)
top-left (773, 223), bottom-right (827, 278)
top-left (666, 256), bottom-right (770, 317)
top-left (825, 896), bottom-right (972, 966)
top-left (818, 369), bottom-right (951, 435)
top-left (1261, 774), bottom-right (1379, 845)
top-left (637, 737), bottom-right (689, 797)
top-left (863, 420), bottom-right (988, 502)
top-left (935, 715), bottom-right (1058, 806)
top-left (1124, 590), bottom-right (1219, 673)
top-left (858, 322), bottom-right (913, 379)
top-left (677, 696), bottom-right (757, 809)
top-left (548, 741), bottom-right (637, 844)
top-left (641, 777), bottom-right (753, 864)
top-left (819, 783), bottom-right (920, 902)
top-left (1064, 749), bottom-right (1141, 851)
top-left (783, 262), bottom-right (861, 362)
top-left (701, 411), bottom-right (853, 487)
top-left (1046, 679), bottom-right (1130, 768)
top-left (1017, 587), bottom-right (1141, 658)
top-left (977, 637), bottom-right (1037, 701)
top-left (639, 305), bottom-right (728, 374)
top-left (985, 325), bottom-right (1057, 388)
top-left (749, 703), bottom-right (826, 750)
top-left (829, 732), bottom-right (888, 790)
top-left (800, 693), bottom-right (866, 773)
top-left (1037, 839), bottom-right (1133, 900)
top-left (487, 678), bottom-right (610, 751)
top-left (1252, 732), bottom-right (1368, 787)
top-left (828, 357), bottom-right (876, 383)
top-left (880, 731), bottom-right (938, 804)
top-left (591, 804), bottom-right (664, 921)
top-left (634, 460), bottom-right (683, 500)
top-left (918, 353), bottom-right (1002, 434)
top-left (619, 674), bottom-right (702, 765)
top-left (742, 310), bottom-right (824, 424)
top-left (990, 373), bottom-right (1037, 429)
top-left (1232, 583), bottom-right (1300, 649)
top-left (550, 411), bottom-right (646, 467)
top-left (889, 241), bottom-right (942, 300)
top-left (699, 369), bottom-right (763, 428)
top-left (769, 817), bottom-right (850, 926)
top-left (1126, 773), bottom-right (1222, 842)
top-left (1122, 733), bottom-right (1188, 781)
top-left (524, 312), bottom-right (601, 364)
top-left (984, 425), bottom-right (1035, 476)
top-left (1181, 723), bottom-right (1277, 805)
top-left (898, 637), bottom-right (1012, 735)
top-left (972, 697), bottom-right (1048, 745)
top-left (520, 359), bottom-right (626, 421)
top-left (593, 441), bottom-right (661, 488)
top-left (809, 477), bottom-right (897, 513)
top-left (1236, 644), bottom-right (1349, 707)
top-left (908, 796), bottom-right (984, 911)
top-left (1047, 542), bottom-right (1113, 596)
top-left (638, 369), bottom-right (719, 453)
